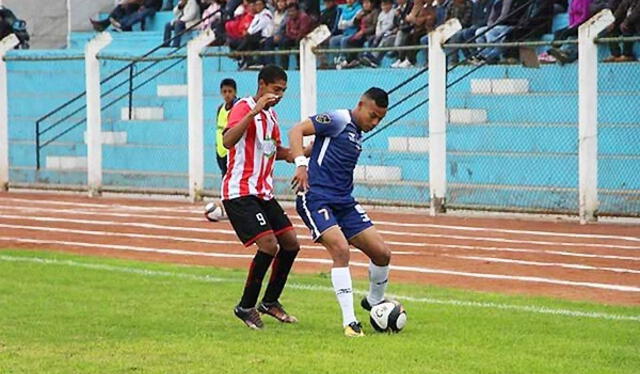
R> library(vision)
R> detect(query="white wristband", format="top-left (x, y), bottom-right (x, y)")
top-left (294, 156), bottom-right (308, 168)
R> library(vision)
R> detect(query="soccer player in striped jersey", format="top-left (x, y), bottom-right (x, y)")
top-left (288, 87), bottom-right (391, 337)
top-left (222, 65), bottom-right (301, 329)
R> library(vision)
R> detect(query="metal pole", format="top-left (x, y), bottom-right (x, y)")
top-left (36, 121), bottom-right (41, 170)
top-left (128, 63), bottom-right (134, 120)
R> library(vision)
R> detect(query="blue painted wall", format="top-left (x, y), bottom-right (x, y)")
top-left (5, 10), bottom-right (640, 215)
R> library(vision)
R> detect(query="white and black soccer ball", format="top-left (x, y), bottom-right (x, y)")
top-left (369, 300), bottom-right (407, 333)
top-left (204, 202), bottom-right (225, 222)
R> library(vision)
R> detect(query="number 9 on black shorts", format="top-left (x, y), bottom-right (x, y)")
top-left (222, 196), bottom-right (294, 247)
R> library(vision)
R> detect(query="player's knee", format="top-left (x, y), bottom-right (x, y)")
top-left (330, 245), bottom-right (350, 266)
top-left (257, 235), bottom-right (279, 256)
top-left (373, 246), bottom-right (391, 266)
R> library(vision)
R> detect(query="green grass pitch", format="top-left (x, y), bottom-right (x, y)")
top-left (0, 249), bottom-right (638, 374)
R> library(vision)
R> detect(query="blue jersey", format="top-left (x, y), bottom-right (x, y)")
top-left (307, 109), bottom-right (362, 203)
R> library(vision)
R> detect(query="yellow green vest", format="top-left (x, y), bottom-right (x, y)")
top-left (216, 104), bottom-right (231, 158)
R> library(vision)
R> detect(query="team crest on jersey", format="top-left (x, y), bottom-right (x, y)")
top-left (261, 137), bottom-right (277, 158)
top-left (315, 113), bottom-right (331, 124)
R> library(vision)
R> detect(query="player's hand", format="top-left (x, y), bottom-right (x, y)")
top-left (291, 167), bottom-right (309, 193)
top-left (254, 93), bottom-right (280, 113)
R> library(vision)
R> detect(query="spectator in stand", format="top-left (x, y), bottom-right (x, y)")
top-left (0, 5), bottom-right (30, 49)
top-left (273, 0), bottom-right (289, 30)
top-left (388, 0), bottom-right (414, 66)
top-left (360, 0), bottom-right (397, 67)
top-left (393, 0), bottom-right (436, 68)
top-left (119, 0), bottom-right (164, 30)
top-left (226, 0), bottom-right (255, 48)
top-left (316, 0), bottom-right (342, 68)
top-left (540, 0), bottom-right (603, 64)
top-left (434, 0), bottom-right (450, 26)
top-left (261, 0), bottom-right (288, 65)
top-left (163, 0), bottom-right (201, 47)
top-left (340, 0), bottom-right (380, 68)
top-left (278, 3), bottom-right (315, 69)
top-left (502, 0), bottom-right (553, 63)
top-left (470, 0), bottom-right (529, 65)
top-left (447, 0), bottom-right (496, 64)
top-left (320, 0), bottom-right (341, 32)
top-left (201, 0), bottom-right (227, 43)
top-left (420, 0), bottom-right (473, 46)
top-left (90, 0), bottom-right (140, 32)
top-left (328, 0), bottom-right (363, 65)
top-left (603, 0), bottom-right (640, 62)
top-left (237, 0), bottom-right (274, 68)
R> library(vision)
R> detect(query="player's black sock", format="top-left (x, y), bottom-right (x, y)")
top-left (239, 250), bottom-right (274, 309)
top-left (262, 249), bottom-right (299, 304)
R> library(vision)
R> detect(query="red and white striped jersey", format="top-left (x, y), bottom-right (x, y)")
top-left (221, 96), bottom-right (282, 201)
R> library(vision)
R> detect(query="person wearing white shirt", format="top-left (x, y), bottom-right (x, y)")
top-left (237, 0), bottom-right (275, 68)
top-left (163, 0), bottom-right (202, 47)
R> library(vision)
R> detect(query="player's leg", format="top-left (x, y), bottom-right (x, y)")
top-left (258, 199), bottom-right (299, 323)
top-left (319, 227), bottom-right (364, 336)
top-left (296, 194), bottom-right (363, 336)
top-left (223, 196), bottom-right (279, 329)
top-left (338, 203), bottom-right (391, 311)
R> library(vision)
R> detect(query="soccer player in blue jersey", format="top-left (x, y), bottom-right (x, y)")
top-left (288, 87), bottom-right (391, 337)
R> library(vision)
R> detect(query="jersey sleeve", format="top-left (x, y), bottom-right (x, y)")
top-left (309, 110), bottom-right (349, 138)
top-left (225, 101), bottom-right (251, 132)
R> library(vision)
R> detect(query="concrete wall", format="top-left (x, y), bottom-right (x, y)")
top-left (0, 0), bottom-right (115, 49)
top-left (69, 0), bottom-right (116, 32)
top-left (3, 0), bottom-right (68, 49)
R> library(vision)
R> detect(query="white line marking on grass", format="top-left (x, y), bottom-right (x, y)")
top-left (1, 254), bottom-right (638, 322)
top-left (3, 198), bottom-right (639, 242)
top-left (0, 237), bottom-right (638, 293)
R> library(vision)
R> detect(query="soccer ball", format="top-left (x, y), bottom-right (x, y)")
top-left (369, 300), bottom-right (407, 333)
top-left (204, 202), bottom-right (225, 222)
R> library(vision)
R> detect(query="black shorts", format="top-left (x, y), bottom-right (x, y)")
top-left (223, 196), bottom-right (294, 247)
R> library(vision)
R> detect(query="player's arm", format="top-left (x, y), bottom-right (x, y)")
top-left (223, 94), bottom-right (279, 149)
top-left (288, 119), bottom-right (317, 192)
top-left (275, 142), bottom-right (313, 162)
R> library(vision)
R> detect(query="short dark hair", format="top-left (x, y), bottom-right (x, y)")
top-left (220, 78), bottom-right (237, 90)
top-left (258, 65), bottom-right (288, 84)
top-left (363, 87), bottom-right (388, 108)
top-left (286, 3), bottom-right (300, 10)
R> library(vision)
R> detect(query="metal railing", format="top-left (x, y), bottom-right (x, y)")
top-left (33, 10), bottom-right (221, 169)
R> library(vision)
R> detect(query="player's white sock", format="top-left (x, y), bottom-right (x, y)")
top-left (367, 262), bottom-right (389, 306)
top-left (331, 267), bottom-right (357, 327)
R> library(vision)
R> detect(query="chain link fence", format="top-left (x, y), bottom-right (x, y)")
top-left (314, 45), bottom-right (430, 207)
top-left (96, 48), bottom-right (189, 194)
top-left (595, 37), bottom-right (640, 217)
top-left (201, 49), bottom-right (302, 199)
top-left (5, 51), bottom-right (88, 188)
top-left (444, 40), bottom-right (579, 213)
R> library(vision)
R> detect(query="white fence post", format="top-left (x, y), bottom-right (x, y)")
top-left (0, 34), bottom-right (19, 191)
top-left (428, 19), bottom-right (461, 215)
top-left (85, 32), bottom-right (112, 197)
top-left (300, 25), bottom-right (330, 119)
top-left (188, 29), bottom-right (216, 201)
top-left (578, 10), bottom-right (614, 223)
